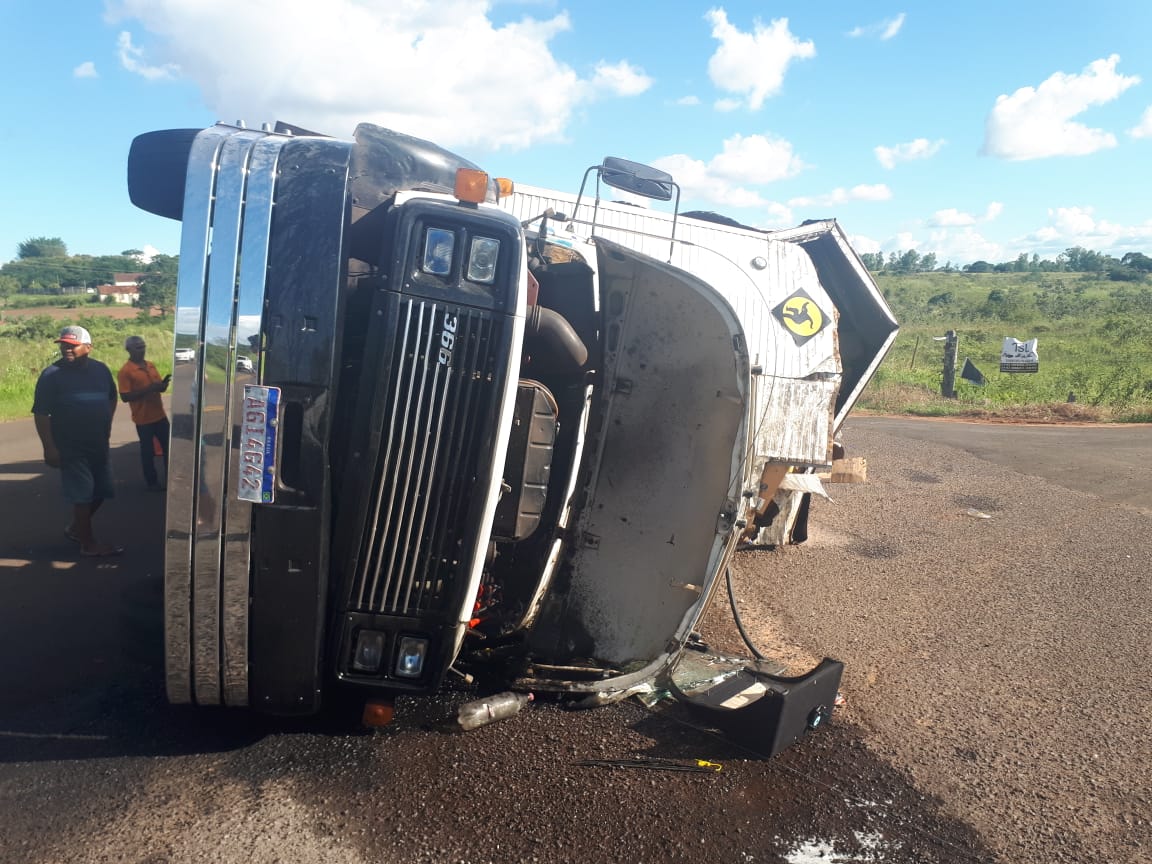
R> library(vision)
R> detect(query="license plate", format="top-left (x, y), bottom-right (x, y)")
top-left (237, 385), bottom-right (281, 504)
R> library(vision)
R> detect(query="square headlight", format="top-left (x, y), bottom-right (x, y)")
top-left (351, 629), bottom-right (387, 673)
top-left (467, 237), bottom-right (500, 284)
top-left (422, 227), bottom-right (455, 276)
top-left (395, 636), bottom-right (429, 678)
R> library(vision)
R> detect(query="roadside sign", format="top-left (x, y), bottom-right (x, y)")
top-left (1000, 337), bottom-right (1038, 373)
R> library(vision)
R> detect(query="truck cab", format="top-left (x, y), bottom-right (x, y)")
top-left (129, 120), bottom-right (896, 753)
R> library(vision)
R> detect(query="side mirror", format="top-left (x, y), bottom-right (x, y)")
top-left (570, 157), bottom-right (682, 261)
top-left (598, 156), bottom-right (675, 202)
top-left (127, 129), bottom-right (201, 221)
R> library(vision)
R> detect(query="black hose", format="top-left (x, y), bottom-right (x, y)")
top-left (525, 305), bottom-right (588, 371)
top-left (725, 565), bottom-right (766, 660)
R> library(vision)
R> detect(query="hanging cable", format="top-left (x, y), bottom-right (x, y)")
top-left (725, 565), bottom-right (766, 661)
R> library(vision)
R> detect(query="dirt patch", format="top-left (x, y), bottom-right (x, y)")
top-left (854, 406), bottom-right (1151, 427)
top-left (0, 305), bottom-right (163, 321)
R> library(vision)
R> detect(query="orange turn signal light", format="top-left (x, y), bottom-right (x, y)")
top-left (455, 168), bottom-right (489, 204)
top-left (362, 699), bottom-right (395, 727)
top-left (494, 177), bottom-right (514, 199)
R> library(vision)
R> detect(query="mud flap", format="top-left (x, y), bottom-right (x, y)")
top-left (668, 653), bottom-right (843, 757)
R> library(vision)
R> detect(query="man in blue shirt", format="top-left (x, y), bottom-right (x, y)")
top-left (32, 325), bottom-right (124, 557)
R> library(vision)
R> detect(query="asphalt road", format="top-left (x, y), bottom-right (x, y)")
top-left (0, 412), bottom-right (1148, 863)
top-left (851, 416), bottom-right (1152, 514)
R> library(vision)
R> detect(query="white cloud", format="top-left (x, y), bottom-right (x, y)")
top-left (923, 228), bottom-right (1005, 265)
top-left (1014, 206), bottom-right (1152, 258)
top-left (890, 231), bottom-right (921, 251)
top-left (651, 132), bottom-right (805, 212)
top-left (708, 133), bottom-right (805, 184)
top-left (848, 233), bottom-right (881, 254)
top-left (107, 1), bottom-right (645, 151)
top-left (788, 184), bottom-right (892, 208)
top-left (882, 13), bottom-right (907, 40)
top-left (651, 153), bottom-right (767, 209)
top-left (591, 60), bottom-right (652, 97)
top-left (714, 97), bottom-right (743, 112)
top-left (874, 137), bottom-right (945, 169)
top-left (928, 201), bottom-right (1001, 227)
top-left (848, 13), bottom-right (906, 40)
top-left (675, 95), bottom-right (701, 106)
top-left (886, 202), bottom-right (1152, 266)
top-left (73, 61), bottom-right (98, 79)
top-left (873, 226), bottom-right (1006, 266)
top-left (983, 54), bottom-right (1140, 160)
top-left (1049, 206), bottom-right (1098, 235)
top-left (1129, 106), bottom-right (1152, 139)
top-left (930, 208), bottom-right (975, 227)
top-left (760, 202), bottom-right (795, 226)
top-left (116, 31), bottom-right (178, 80)
top-left (704, 8), bottom-right (815, 110)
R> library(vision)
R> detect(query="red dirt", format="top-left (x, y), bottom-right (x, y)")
top-left (0, 305), bottom-right (163, 321)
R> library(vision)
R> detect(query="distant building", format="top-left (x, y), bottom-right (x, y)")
top-left (98, 272), bottom-right (145, 304)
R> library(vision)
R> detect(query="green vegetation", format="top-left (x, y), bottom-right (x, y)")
top-left (1, 236), bottom-right (178, 314)
top-left (859, 269), bottom-right (1152, 422)
top-left (0, 236), bottom-right (186, 420)
top-left (859, 245), bottom-right (1152, 282)
top-left (5, 235), bottom-right (1152, 424)
top-left (0, 314), bottom-right (173, 421)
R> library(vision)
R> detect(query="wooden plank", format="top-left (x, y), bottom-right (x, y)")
top-left (827, 456), bottom-right (867, 483)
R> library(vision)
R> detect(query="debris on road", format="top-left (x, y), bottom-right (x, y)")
top-left (575, 757), bottom-right (723, 773)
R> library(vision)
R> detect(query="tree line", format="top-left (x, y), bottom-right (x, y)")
top-left (860, 246), bottom-right (1152, 281)
top-left (7, 234), bottom-right (1152, 312)
top-left (1, 236), bottom-right (178, 313)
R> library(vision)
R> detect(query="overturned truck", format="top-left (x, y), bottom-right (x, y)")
top-left (128, 121), bottom-right (897, 754)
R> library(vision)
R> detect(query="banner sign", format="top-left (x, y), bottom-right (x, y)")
top-left (1000, 337), bottom-right (1039, 373)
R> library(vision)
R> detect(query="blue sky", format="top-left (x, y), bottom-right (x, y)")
top-left (2, 0), bottom-right (1151, 268)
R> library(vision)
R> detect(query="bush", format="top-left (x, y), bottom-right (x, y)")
top-left (1, 315), bottom-right (57, 341)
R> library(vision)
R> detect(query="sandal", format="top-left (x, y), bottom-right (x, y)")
top-left (64, 526), bottom-right (81, 544)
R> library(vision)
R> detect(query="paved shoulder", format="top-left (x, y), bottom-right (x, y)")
top-left (849, 415), bottom-right (1152, 513)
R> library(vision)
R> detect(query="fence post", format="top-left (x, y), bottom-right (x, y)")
top-left (941, 330), bottom-right (957, 398)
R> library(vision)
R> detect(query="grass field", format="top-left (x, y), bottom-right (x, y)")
top-left (1, 305), bottom-right (173, 421)
top-left (856, 271), bottom-right (1152, 423)
top-left (5, 270), bottom-right (1152, 424)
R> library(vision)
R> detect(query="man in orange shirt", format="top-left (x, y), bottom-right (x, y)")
top-left (117, 335), bottom-right (171, 491)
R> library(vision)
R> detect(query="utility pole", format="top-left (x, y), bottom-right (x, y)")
top-left (941, 329), bottom-right (957, 398)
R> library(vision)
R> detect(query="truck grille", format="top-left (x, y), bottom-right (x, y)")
top-left (351, 297), bottom-right (501, 616)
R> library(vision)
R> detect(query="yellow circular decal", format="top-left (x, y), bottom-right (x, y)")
top-left (772, 289), bottom-right (829, 346)
top-left (781, 297), bottom-right (823, 337)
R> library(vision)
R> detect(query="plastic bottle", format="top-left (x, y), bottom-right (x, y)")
top-left (456, 691), bottom-right (534, 730)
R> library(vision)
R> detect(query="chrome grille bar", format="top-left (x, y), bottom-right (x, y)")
top-left (352, 299), bottom-right (499, 616)
top-left (409, 310), bottom-right (493, 612)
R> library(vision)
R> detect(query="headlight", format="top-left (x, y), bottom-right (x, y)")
top-left (351, 630), bottom-right (387, 673)
top-left (395, 636), bottom-right (429, 678)
top-left (422, 228), bottom-right (455, 276)
top-left (467, 237), bottom-right (500, 284)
